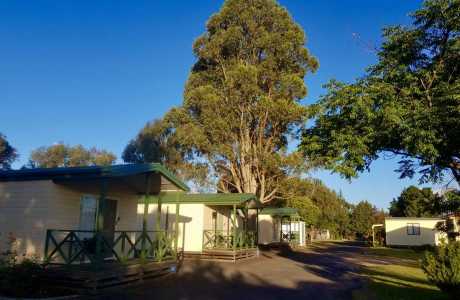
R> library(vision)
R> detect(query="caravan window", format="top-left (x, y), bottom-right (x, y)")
top-left (406, 223), bottom-right (421, 235)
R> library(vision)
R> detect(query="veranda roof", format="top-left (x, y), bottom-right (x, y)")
top-left (158, 192), bottom-right (261, 208)
top-left (0, 163), bottom-right (190, 192)
top-left (0, 164), bottom-right (263, 206)
top-left (259, 207), bottom-right (299, 217)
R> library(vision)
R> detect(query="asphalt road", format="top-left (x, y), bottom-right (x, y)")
top-left (90, 243), bottom-right (369, 300)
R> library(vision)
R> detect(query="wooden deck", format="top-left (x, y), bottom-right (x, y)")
top-left (184, 248), bottom-right (258, 261)
top-left (42, 258), bottom-right (178, 292)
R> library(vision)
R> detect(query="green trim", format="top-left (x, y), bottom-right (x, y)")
top-left (142, 192), bottom-right (260, 206)
top-left (0, 163), bottom-right (190, 192)
top-left (259, 207), bottom-right (298, 217)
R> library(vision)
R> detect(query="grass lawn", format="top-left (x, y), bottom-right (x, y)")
top-left (364, 247), bottom-right (425, 261)
top-left (353, 247), bottom-right (449, 300)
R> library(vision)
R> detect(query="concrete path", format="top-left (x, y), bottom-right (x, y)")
top-left (90, 243), bottom-right (373, 300)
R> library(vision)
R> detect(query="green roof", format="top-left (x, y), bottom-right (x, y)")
top-left (158, 192), bottom-right (260, 207)
top-left (259, 207), bottom-right (298, 216)
top-left (0, 163), bottom-right (189, 192)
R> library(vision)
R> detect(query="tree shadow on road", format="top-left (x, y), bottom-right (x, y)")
top-left (92, 255), bottom-right (359, 300)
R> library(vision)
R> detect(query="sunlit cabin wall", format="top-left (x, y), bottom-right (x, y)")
top-left (0, 180), bottom-right (81, 260)
top-left (385, 218), bottom-right (447, 247)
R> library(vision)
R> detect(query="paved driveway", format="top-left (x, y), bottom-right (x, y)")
top-left (91, 243), bottom-right (369, 300)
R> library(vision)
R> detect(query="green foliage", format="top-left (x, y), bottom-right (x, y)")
top-left (438, 190), bottom-right (460, 214)
top-left (422, 241), bottom-right (460, 298)
top-left (162, 0), bottom-right (317, 202)
top-left (0, 255), bottom-right (44, 297)
top-left (28, 143), bottom-right (116, 168)
top-left (0, 133), bottom-right (17, 170)
top-left (389, 186), bottom-right (440, 217)
top-left (123, 119), bottom-right (182, 164)
top-left (301, 0), bottom-right (460, 185)
top-left (350, 200), bottom-right (375, 238)
top-left (122, 118), bottom-right (209, 186)
top-left (0, 233), bottom-right (70, 298)
top-left (278, 177), bottom-right (351, 238)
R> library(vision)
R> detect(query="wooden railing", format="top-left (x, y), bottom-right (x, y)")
top-left (44, 229), bottom-right (176, 265)
top-left (281, 231), bottom-right (299, 245)
top-left (202, 230), bottom-right (256, 250)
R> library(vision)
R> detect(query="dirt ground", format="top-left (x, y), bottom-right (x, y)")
top-left (88, 243), bottom-right (385, 300)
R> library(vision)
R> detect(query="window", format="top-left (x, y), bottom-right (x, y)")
top-left (79, 195), bottom-right (97, 232)
top-left (407, 223), bottom-right (421, 235)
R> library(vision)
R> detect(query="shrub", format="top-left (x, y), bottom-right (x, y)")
top-left (0, 257), bottom-right (44, 297)
top-left (422, 241), bottom-right (460, 299)
top-left (0, 232), bottom-right (72, 298)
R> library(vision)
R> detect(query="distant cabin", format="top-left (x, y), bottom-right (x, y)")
top-left (384, 217), bottom-right (446, 247)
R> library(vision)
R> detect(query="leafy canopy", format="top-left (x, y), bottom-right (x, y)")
top-left (278, 177), bottom-right (351, 237)
top-left (161, 0), bottom-right (317, 202)
top-left (350, 201), bottom-right (375, 238)
top-left (0, 133), bottom-right (17, 170)
top-left (122, 118), bottom-right (208, 186)
top-left (301, 0), bottom-right (460, 185)
top-left (389, 185), bottom-right (440, 217)
top-left (28, 143), bottom-right (116, 168)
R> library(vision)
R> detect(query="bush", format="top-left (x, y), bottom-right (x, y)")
top-left (422, 241), bottom-right (460, 299)
top-left (0, 232), bottom-right (72, 298)
top-left (0, 257), bottom-right (44, 297)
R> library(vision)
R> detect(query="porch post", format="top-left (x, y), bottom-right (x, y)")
top-left (156, 194), bottom-right (162, 231)
top-left (141, 174), bottom-right (151, 254)
top-left (280, 217), bottom-right (283, 242)
top-left (232, 204), bottom-right (237, 255)
top-left (156, 190), bottom-right (163, 260)
top-left (244, 204), bottom-right (248, 249)
top-left (256, 208), bottom-right (259, 245)
top-left (174, 193), bottom-right (180, 256)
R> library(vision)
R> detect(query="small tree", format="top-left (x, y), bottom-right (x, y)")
top-left (278, 177), bottom-right (351, 238)
top-left (0, 133), bottom-right (17, 170)
top-left (422, 241), bottom-right (460, 299)
top-left (350, 201), bottom-right (374, 239)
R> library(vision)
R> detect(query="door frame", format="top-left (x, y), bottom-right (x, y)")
top-left (79, 194), bottom-right (119, 232)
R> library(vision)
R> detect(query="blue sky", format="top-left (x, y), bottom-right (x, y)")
top-left (2, 0), bottom-right (451, 209)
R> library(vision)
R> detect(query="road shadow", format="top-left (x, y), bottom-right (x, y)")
top-left (91, 252), bottom-right (361, 300)
top-left (88, 243), bottom-right (447, 300)
top-left (273, 244), bottom-right (362, 284)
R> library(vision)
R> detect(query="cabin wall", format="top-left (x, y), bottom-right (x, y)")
top-left (258, 214), bottom-right (280, 244)
top-left (158, 203), bottom-right (204, 252)
top-left (203, 206), bottom-right (244, 232)
top-left (385, 218), bottom-right (446, 246)
top-left (0, 179), bottom-right (150, 260)
top-left (0, 180), bottom-right (81, 259)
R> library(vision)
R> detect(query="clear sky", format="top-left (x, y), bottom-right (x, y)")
top-left (2, 0), bottom-right (452, 209)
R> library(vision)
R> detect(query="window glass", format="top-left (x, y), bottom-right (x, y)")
top-left (407, 223), bottom-right (421, 235)
top-left (79, 195), bottom-right (97, 232)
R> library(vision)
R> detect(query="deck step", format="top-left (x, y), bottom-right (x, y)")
top-left (42, 259), bottom-right (177, 292)
top-left (183, 248), bottom-right (257, 261)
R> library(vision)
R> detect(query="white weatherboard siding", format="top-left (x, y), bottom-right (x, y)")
top-left (0, 180), bottom-right (81, 259)
top-left (162, 203), bottom-right (204, 252)
top-left (0, 178), bottom-right (168, 261)
top-left (385, 218), bottom-right (446, 246)
top-left (258, 214), bottom-right (280, 244)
